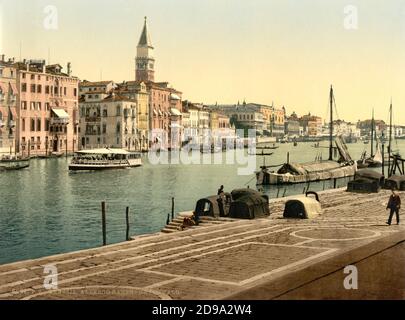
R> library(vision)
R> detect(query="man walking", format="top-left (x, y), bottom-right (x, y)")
top-left (386, 189), bottom-right (401, 225)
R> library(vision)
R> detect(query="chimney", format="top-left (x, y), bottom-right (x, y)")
top-left (67, 62), bottom-right (71, 76)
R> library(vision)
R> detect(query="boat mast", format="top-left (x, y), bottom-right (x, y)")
top-left (388, 100), bottom-right (392, 174)
top-left (371, 108), bottom-right (374, 156)
top-left (329, 85), bottom-right (333, 161)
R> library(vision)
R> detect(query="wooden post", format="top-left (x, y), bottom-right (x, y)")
top-left (171, 197), bottom-right (175, 221)
top-left (276, 188), bottom-right (280, 198)
top-left (287, 152), bottom-right (290, 164)
top-left (166, 214), bottom-right (170, 225)
top-left (65, 139), bottom-right (68, 158)
top-left (101, 201), bottom-right (106, 246)
top-left (282, 188), bottom-right (287, 197)
top-left (382, 141), bottom-right (385, 176)
top-left (28, 140), bottom-right (31, 158)
top-left (126, 207), bottom-right (130, 241)
top-left (333, 178), bottom-right (337, 189)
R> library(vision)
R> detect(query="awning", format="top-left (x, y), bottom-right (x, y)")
top-left (158, 110), bottom-right (163, 116)
top-left (170, 93), bottom-right (181, 101)
top-left (8, 107), bottom-right (17, 121)
top-left (170, 108), bottom-right (182, 116)
top-left (52, 108), bottom-right (69, 119)
top-left (153, 109), bottom-right (158, 116)
top-left (0, 107), bottom-right (7, 119)
top-left (9, 83), bottom-right (18, 95)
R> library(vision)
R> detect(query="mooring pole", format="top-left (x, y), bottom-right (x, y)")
top-left (101, 201), bottom-right (106, 246)
top-left (166, 214), bottom-right (170, 225)
top-left (171, 197), bottom-right (175, 221)
top-left (329, 85), bottom-right (334, 161)
top-left (126, 207), bottom-right (130, 241)
top-left (381, 131), bottom-right (385, 176)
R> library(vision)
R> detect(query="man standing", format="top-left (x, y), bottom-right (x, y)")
top-left (386, 189), bottom-right (401, 225)
top-left (217, 185), bottom-right (224, 196)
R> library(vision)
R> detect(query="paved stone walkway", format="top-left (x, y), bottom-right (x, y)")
top-left (0, 188), bottom-right (404, 300)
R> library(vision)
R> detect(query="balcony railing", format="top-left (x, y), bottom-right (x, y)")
top-left (50, 118), bottom-right (69, 125)
top-left (85, 131), bottom-right (101, 136)
top-left (85, 116), bottom-right (101, 122)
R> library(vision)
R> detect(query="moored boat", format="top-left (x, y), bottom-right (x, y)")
top-left (68, 148), bottom-right (142, 171)
top-left (256, 86), bottom-right (357, 185)
top-left (0, 155), bottom-right (30, 171)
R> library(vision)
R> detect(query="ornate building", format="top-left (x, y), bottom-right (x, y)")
top-left (0, 56), bottom-right (18, 155)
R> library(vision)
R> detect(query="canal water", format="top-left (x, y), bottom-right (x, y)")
top-left (0, 140), bottom-right (401, 264)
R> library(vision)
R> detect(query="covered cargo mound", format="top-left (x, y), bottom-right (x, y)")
top-left (231, 188), bottom-right (269, 202)
top-left (384, 175), bottom-right (405, 191)
top-left (195, 193), bottom-right (231, 218)
top-left (347, 178), bottom-right (381, 193)
top-left (283, 193), bottom-right (321, 219)
top-left (354, 169), bottom-right (385, 185)
top-left (228, 192), bottom-right (270, 219)
top-left (347, 169), bottom-right (384, 193)
top-left (277, 161), bottom-right (341, 176)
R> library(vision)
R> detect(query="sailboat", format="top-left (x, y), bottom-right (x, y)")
top-left (256, 86), bottom-right (357, 185)
top-left (357, 110), bottom-right (382, 168)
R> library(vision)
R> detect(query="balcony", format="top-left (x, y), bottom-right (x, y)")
top-left (85, 116), bottom-right (101, 123)
top-left (85, 131), bottom-right (101, 136)
top-left (9, 95), bottom-right (17, 103)
top-left (50, 118), bottom-right (69, 125)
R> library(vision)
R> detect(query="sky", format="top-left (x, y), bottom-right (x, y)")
top-left (1, 0), bottom-right (405, 124)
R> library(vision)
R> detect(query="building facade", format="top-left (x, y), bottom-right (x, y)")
top-left (285, 112), bottom-right (300, 137)
top-left (14, 60), bottom-right (79, 156)
top-left (78, 92), bottom-right (138, 150)
top-left (300, 113), bottom-right (323, 137)
top-left (0, 56), bottom-right (18, 155)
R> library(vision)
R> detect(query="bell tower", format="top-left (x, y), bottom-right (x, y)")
top-left (135, 17), bottom-right (155, 82)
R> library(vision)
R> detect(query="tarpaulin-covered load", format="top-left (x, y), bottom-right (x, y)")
top-left (347, 169), bottom-right (384, 193)
top-left (229, 189), bottom-right (269, 219)
top-left (283, 194), bottom-right (322, 219)
top-left (354, 169), bottom-right (385, 185)
top-left (195, 189), bottom-right (269, 220)
top-left (347, 178), bottom-right (381, 193)
top-left (277, 161), bottom-right (341, 175)
top-left (384, 175), bottom-right (405, 191)
top-left (195, 193), bottom-right (231, 218)
top-left (231, 188), bottom-right (269, 202)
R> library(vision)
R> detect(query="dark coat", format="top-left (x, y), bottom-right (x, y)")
top-left (387, 194), bottom-right (401, 210)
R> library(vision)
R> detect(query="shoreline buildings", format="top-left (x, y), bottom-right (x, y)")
top-left (206, 102), bottom-right (285, 138)
top-left (1, 57), bottom-right (79, 156)
top-left (0, 56), bottom-right (18, 155)
top-left (78, 17), bottom-right (183, 151)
